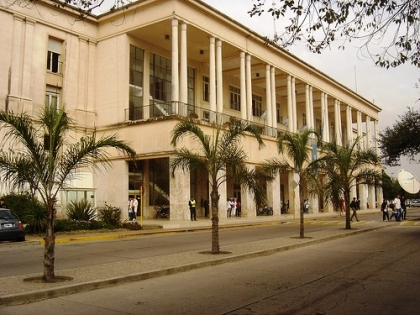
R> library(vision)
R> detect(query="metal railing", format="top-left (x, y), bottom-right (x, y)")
top-left (124, 102), bottom-right (287, 138)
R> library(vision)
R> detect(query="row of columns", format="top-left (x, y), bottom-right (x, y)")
top-left (169, 18), bottom-right (381, 216)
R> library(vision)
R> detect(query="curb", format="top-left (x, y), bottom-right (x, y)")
top-left (0, 223), bottom-right (390, 306)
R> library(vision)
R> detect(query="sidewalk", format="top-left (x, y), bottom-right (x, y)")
top-left (1, 212), bottom-right (391, 306)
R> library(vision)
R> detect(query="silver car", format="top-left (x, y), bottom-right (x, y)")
top-left (0, 209), bottom-right (25, 242)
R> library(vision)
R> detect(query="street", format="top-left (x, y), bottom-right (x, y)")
top-left (0, 209), bottom-right (420, 315)
top-left (1, 211), bottom-right (420, 314)
top-left (0, 213), bottom-right (383, 278)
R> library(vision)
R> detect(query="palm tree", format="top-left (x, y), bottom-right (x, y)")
top-left (319, 138), bottom-right (381, 229)
top-left (0, 106), bottom-right (135, 282)
top-left (263, 129), bottom-right (320, 238)
top-left (170, 118), bottom-right (265, 254)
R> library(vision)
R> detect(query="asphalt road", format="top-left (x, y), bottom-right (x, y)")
top-left (1, 223), bottom-right (419, 314)
top-left (0, 212), bottom-right (388, 278)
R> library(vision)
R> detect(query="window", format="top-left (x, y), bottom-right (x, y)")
top-left (187, 67), bottom-right (196, 113)
top-left (45, 85), bottom-right (61, 109)
top-left (129, 46), bottom-right (144, 120)
top-left (229, 86), bottom-right (240, 111)
top-left (47, 38), bottom-right (63, 74)
top-left (150, 54), bottom-right (171, 103)
top-left (316, 118), bottom-right (322, 135)
top-left (203, 76), bottom-right (210, 102)
top-left (302, 112), bottom-right (307, 127)
top-left (276, 103), bottom-right (281, 123)
top-left (252, 94), bottom-right (262, 117)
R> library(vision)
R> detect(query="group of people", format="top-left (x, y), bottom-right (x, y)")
top-left (128, 196), bottom-right (138, 221)
top-left (227, 198), bottom-right (241, 217)
top-left (381, 194), bottom-right (407, 221)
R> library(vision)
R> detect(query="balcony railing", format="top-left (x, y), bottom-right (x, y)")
top-left (124, 102), bottom-right (285, 138)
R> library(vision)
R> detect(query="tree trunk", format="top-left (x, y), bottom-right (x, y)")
top-left (344, 189), bottom-right (352, 230)
top-left (299, 182), bottom-right (305, 238)
top-left (210, 189), bottom-right (220, 254)
top-left (43, 200), bottom-right (56, 282)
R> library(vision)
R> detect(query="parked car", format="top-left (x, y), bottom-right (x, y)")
top-left (0, 209), bottom-right (25, 242)
top-left (410, 199), bottom-right (420, 207)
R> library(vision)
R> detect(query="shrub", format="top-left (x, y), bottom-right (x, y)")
top-left (66, 199), bottom-right (97, 221)
top-left (0, 193), bottom-right (44, 223)
top-left (122, 220), bottom-right (142, 230)
top-left (98, 205), bottom-right (121, 227)
top-left (53, 219), bottom-right (116, 232)
top-left (24, 204), bottom-right (48, 234)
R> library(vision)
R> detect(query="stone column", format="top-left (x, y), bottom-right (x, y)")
top-left (265, 64), bottom-right (272, 135)
top-left (209, 37), bottom-right (216, 122)
top-left (246, 54), bottom-right (253, 121)
top-left (357, 111), bottom-right (363, 148)
top-left (305, 84), bottom-right (310, 130)
top-left (87, 40), bottom-right (97, 112)
top-left (270, 66), bottom-right (277, 136)
top-left (346, 105), bottom-right (353, 145)
top-left (309, 86), bottom-right (314, 131)
top-left (291, 77), bottom-right (297, 132)
top-left (287, 75), bottom-right (292, 132)
top-left (22, 18), bottom-right (35, 103)
top-left (179, 22), bottom-right (188, 116)
top-left (374, 120), bottom-right (380, 156)
top-left (240, 165), bottom-right (256, 218)
top-left (77, 37), bottom-right (88, 110)
top-left (267, 171), bottom-right (281, 216)
top-left (216, 39), bottom-right (223, 117)
top-left (171, 18), bottom-right (179, 114)
top-left (334, 100), bottom-right (342, 145)
top-left (240, 52), bottom-right (247, 120)
top-left (169, 157), bottom-right (190, 221)
top-left (143, 51), bottom-right (150, 119)
top-left (9, 15), bottom-right (24, 108)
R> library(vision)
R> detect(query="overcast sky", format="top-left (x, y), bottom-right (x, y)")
top-left (202, 0), bottom-right (420, 178)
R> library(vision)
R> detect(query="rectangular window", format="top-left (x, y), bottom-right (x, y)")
top-left (252, 94), bottom-right (262, 117)
top-left (203, 76), bottom-right (210, 102)
top-left (302, 112), bottom-right (307, 127)
top-left (47, 38), bottom-right (63, 74)
top-left (316, 118), bottom-right (322, 135)
top-left (45, 85), bottom-right (61, 109)
top-left (129, 46), bottom-right (144, 120)
top-left (276, 103), bottom-right (281, 123)
top-left (229, 86), bottom-right (240, 111)
top-left (187, 67), bottom-right (196, 114)
top-left (149, 54), bottom-right (172, 117)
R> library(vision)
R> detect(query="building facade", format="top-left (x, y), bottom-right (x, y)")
top-left (0, 0), bottom-right (382, 220)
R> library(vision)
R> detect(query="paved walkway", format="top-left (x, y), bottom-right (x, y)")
top-left (0, 211), bottom-right (393, 306)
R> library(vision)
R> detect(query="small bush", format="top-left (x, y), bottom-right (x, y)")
top-left (66, 199), bottom-right (97, 221)
top-left (98, 205), bottom-right (121, 227)
top-left (54, 219), bottom-right (116, 232)
top-left (122, 220), bottom-right (142, 230)
top-left (1, 193), bottom-right (44, 224)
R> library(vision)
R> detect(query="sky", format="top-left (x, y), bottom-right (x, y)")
top-left (201, 0), bottom-right (420, 179)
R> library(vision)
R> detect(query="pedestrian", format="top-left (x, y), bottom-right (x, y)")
top-left (203, 198), bottom-right (209, 218)
top-left (401, 195), bottom-right (407, 220)
top-left (381, 198), bottom-right (389, 221)
top-left (189, 197), bottom-right (197, 221)
top-left (227, 199), bottom-right (231, 217)
top-left (0, 199), bottom-right (7, 209)
top-left (304, 199), bottom-right (309, 214)
top-left (129, 196), bottom-right (138, 221)
top-left (236, 200), bottom-right (241, 217)
top-left (230, 199), bottom-right (237, 217)
top-left (350, 197), bottom-right (359, 222)
top-left (393, 195), bottom-right (402, 221)
top-left (339, 196), bottom-right (346, 216)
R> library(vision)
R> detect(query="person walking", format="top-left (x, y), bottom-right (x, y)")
top-left (230, 199), bottom-right (237, 217)
top-left (339, 196), bottom-right (346, 216)
top-left (203, 198), bottom-right (209, 218)
top-left (401, 195), bottom-right (407, 220)
top-left (394, 195), bottom-right (402, 221)
top-left (189, 197), bottom-right (197, 221)
top-left (129, 197), bottom-right (138, 221)
top-left (381, 198), bottom-right (390, 221)
top-left (350, 197), bottom-right (359, 222)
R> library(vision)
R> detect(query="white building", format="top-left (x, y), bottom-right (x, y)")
top-left (0, 0), bottom-right (382, 220)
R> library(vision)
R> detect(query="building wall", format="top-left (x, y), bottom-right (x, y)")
top-left (0, 0), bottom-right (382, 220)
